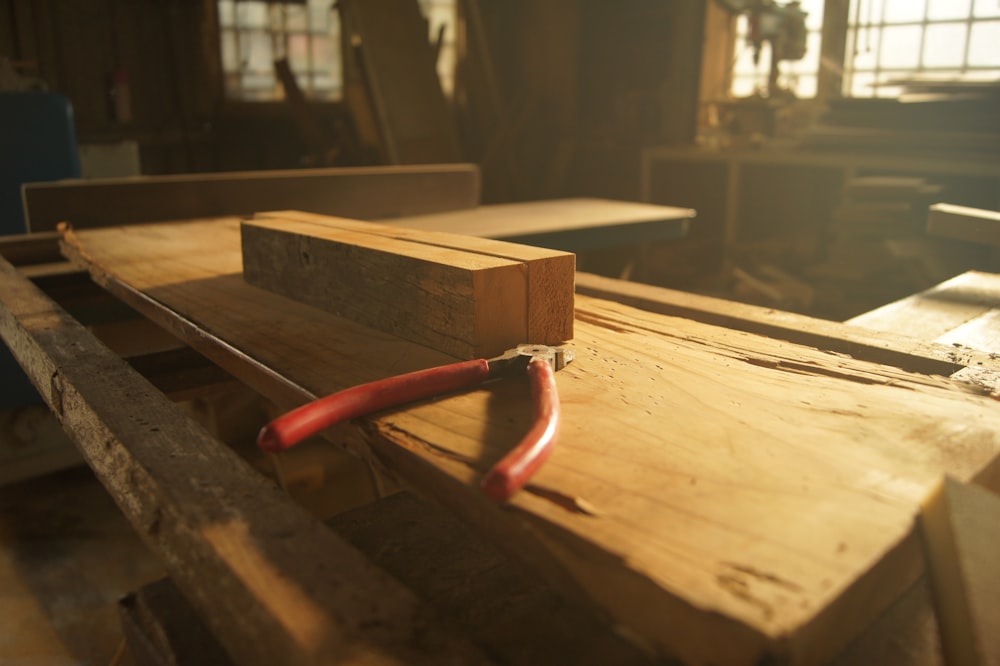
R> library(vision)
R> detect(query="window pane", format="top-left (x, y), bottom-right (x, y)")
top-left (235, 1), bottom-right (268, 28)
top-left (968, 20), bottom-right (1000, 65)
top-left (218, 0), bottom-right (235, 28)
top-left (848, 26), bottom-right (881, 71)
top-left (848, 70), bottom-right (878, 96)
top-left (311, 38), bottom-right (335, 72)
top-left (927, 0), bottom-right (973, 21)
top-left (221, 29), bottom-right (239, 72)
top-left (242, 30), bottom-right (274, 72)
top-left (883, 0), bottom-right (926, 24)
top-left (242, 72), bottom-right (275, 90)
top-left (287, 33), bottom-right (310, 71)
top-left (732, 76), bottom-right (759, 97)
top-left (308, 1), bottom-right (330, 33)
top-left (973, 0), bottom-right (1000, 18)
top-left (879, 25), bottom-right (922, 68)
top-left (285, 5), bottom-right (307, 31)
top-left (853, 0), bottom-right (885, 27)
top-left (923, 23), bottom-right (969, 68)
top-left (800, 0), bottom-right (826, 31)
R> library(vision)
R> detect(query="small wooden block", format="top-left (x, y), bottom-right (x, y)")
top-left (242, 217), bottom-right (535, 359)
top-left (919, 476), bottom-right (1000, 666)
top-left (256, 210), bottom-right (575, 345)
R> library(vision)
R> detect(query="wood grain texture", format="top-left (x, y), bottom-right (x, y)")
top-left (242, 217), bottom-right (528, 359)
top-left (575, 271), bottom-right (1000, 382)
top-left (0, 255), bottom-right (489, 666)
top-left (23, 164), bottom-right (480, 232)
top-left (256, 211), bottom-right (575, 345)
top-left (919, 477), bottom-right (1000, 666)
top-left (58, 218), bottom-right (1000, 665)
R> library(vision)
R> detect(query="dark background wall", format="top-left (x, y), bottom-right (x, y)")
top-left (0, 0), bottom-right (705, 197)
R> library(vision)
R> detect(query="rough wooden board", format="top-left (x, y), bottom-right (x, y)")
top-left (846, 271), bottom-right (1000, 341)
top-left (57, 217), bottom-right (1000, 665)
top-left (0, 255), bottom-right (489, 666)
top-left (242, 217), bottom-right (528, 359)
top-left (919, 477), bottom-right (1000, 666)
top-left (575, 271), bottom-right (1000, 379)
top-left (936, 309), bottom-right (1000, 355)
top-left (255, 210), bottom-right (575, 346)
top-left (928, 203), bottom-right (1000, 248)
top-left (23, 164), bottom-right (480, 232)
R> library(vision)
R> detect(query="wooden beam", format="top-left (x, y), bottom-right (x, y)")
top-left (574, 271), bottom-right (999, 380)
top-left (241, 216), bottom-right (530, 359)
top-left (919, 477), bottom-right (1000, 666)
top-left (255, 210), bottom-right (575, 346)
top-left (0, 255), bottom-right (489, 666)
top-left (927, 203), bottom-right (1000, 248)
top-left (23, 164), bottom-right (480, 232)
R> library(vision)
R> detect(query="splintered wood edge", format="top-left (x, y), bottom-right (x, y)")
top-left (242, 218), bottom-right (529, 358)
top-left (0, 256), bottom-right (490, 666)
top-left (919, 476), bottom-right (1000, 666)
top-left (256, 211), bottom-right (575, 344)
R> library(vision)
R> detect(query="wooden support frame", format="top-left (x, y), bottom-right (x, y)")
top-left (0, 255), bottom-right (488, 666)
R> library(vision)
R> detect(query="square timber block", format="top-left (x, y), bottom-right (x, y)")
top-left (241, 214), bottom-right (574, 359)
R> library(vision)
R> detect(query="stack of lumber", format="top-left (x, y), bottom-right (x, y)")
top-left (806, 175), bottom-right (981, 319)
top-left (798, 80), bottom-right (1000, 157)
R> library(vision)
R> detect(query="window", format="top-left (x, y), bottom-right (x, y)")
top-left (728, 0), bottom-right (1000, 99)
top-left (217, 0), bottom-right (456, 103)
top-left (218, 0), bottom-right (341, 102)
top-left (844, 0), bottom-right (1000, 97)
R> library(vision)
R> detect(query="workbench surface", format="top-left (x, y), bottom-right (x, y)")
top-left (1, 216), bottom-right (991, 665)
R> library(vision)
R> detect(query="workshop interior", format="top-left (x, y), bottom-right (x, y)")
top-left (1, 0), bottom-right (999, 664)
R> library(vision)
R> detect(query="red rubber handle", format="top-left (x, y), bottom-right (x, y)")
top-left (257, 359), bottom-right (490, 453)
top-left (481, 357), bottom-right (560, 502)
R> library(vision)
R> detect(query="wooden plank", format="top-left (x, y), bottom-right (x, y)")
top-left (256, 210), bottom-right (574, 346)
top-left (919, 477), bottom-right (1000, 666)
top-left (847, 271), bottom-right (1000, 343)
top-left (574, 271), bottom-right (1000, 380)
top-left (928, 203), bottom-right (1000, 248)
top-left (0, 255), bottom-right (489, 666)
top-left (382, 198), bottom-right (694, 252)
top-left (56, 217), bottom-right (1000, 665)
top-left (23, 164), bottom-right (480, 232)
top-left (241, 217), bottom-right (529, 359)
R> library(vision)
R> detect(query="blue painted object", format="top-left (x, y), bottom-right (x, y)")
top-left (1, 91), bottom-right (81, 408)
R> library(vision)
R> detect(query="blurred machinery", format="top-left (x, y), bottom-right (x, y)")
top-left (716, 0), bottom-right (808, 98)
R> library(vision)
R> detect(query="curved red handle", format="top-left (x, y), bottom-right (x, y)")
top-left (257, 359), bottom-right (490, 453)
top-left (480, 358), bottom-right (560, 502)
